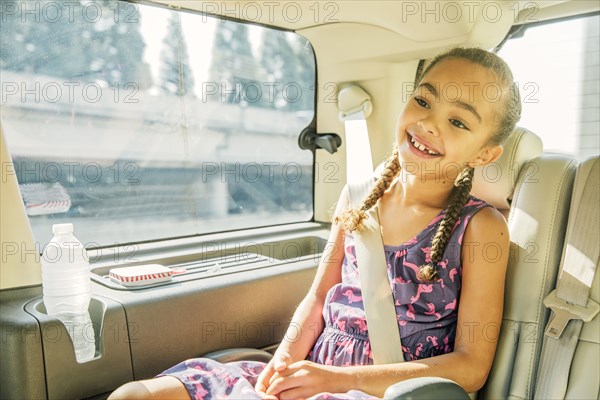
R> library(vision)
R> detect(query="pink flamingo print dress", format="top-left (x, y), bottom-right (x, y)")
top-left (157, 195), bottom-right (492, 399)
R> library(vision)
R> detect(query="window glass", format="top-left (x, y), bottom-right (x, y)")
top-left (1, 0), bottom-right (316, 248)
top-left (498, 14), bottom-right (599, 159)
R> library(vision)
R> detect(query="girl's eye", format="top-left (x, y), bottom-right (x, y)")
top-left (414, 96), bottom-right (430, 109)
top-left (450, 119), bottom-right (469, 130)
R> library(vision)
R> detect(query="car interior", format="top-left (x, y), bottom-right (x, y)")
top-left (1, 1), bottom-right (599, 399)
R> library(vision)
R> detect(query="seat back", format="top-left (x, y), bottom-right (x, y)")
top-left (479, 151), bottom-right (578, 398)
top-left (537, 156), bottom-right (599, 399)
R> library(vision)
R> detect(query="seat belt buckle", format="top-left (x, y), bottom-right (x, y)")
top-left (543, 289), bottom-right (600, 339)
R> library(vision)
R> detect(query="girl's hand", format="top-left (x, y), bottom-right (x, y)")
top-left (255, 352), bottom-right (293, 399)
top-left (265, 360), bottom-right (349, 400)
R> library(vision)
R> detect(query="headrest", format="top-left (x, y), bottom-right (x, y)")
top-left (471, 127), bottom-right (543, 211)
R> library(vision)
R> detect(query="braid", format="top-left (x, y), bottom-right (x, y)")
top-left (418, 167), bottom-right (475, 282)
top-left (334, 148), bottom-right (401, 232)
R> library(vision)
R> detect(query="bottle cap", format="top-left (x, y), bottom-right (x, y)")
top-left (52, 223), bottom-right (74, 235)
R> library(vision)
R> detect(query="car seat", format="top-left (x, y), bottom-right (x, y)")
top-left (206, 127), bottom-right (572, 399)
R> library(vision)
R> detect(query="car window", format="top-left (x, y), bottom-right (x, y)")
top-left (498, 13), bottom-right (599, 159)
top-left (1, 0), bottom-right (316, 248)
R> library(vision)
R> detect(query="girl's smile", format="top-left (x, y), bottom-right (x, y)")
top-left (406, 131), bottom-right (444, 158)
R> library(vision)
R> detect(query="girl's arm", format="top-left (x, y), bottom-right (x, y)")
top-left (255, 187), bottom-right (349, 394)
top-left (266, 206), bottom-right (509, 399)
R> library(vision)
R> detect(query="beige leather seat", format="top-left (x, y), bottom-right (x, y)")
top-left (534, 157), bottom-right (599, 399)
top-left (475, 131), bottom-right (579, 398)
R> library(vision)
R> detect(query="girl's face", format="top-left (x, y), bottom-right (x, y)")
top-left (395, 58), bottom-right (503, 181)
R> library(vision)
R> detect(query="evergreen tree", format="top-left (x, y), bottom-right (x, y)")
top-left (0, 0), bottom-right (150, 86)
top-left (259, 30), bottom-right (297, 109)
top-left (159, 13), bottom-right (194, 96)
top-left (88, 0), bottom-right (149, 86)
top-left (208, 21), bottom-right (261, 104)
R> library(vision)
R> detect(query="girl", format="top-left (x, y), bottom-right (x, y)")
top-left (109, 47), bottom-right (520, 399)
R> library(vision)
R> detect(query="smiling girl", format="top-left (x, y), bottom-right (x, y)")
top-left (109, 47), bottom-right (521, 400)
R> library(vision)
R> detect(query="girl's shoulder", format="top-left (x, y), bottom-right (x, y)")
top-left (452, 194), bottom-right (502, 235)
top-left (461, 194), bottom-right (508, 236)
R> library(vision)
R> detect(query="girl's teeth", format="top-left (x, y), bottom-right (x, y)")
top-left (410, 136), bottom-right (439, 155)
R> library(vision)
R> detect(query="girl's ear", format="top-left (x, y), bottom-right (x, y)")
top-left (469, 144), bottom-right (503, 168)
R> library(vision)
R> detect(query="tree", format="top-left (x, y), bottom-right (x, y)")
top-left (208, 21), bottom-right (261, 104)
top-left (159, 14), bottom-right (194, 96)
top-left (259, 30), bottom-right (297, 109)
top-left (88, 0), bottom-right (149, 87)
top-left (0, 0), bottom-right (150, 87)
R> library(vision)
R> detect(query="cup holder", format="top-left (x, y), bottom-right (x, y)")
top-left (24, 295), bottom-right (133, 399)
top-left (32, 297), bottom-right (105, 361)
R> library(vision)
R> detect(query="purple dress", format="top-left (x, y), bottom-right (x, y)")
top-left (158, 196), bottom-right (491, 399)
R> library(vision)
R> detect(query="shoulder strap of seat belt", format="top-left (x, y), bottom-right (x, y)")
top-left (340, 85), bottom-right (404, 364)
top-left (534, 157), bottom-right (600, 399)
top-left (350, 194), bottom-right (405, 364)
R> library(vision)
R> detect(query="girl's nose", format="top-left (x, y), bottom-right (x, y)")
top-left (417, 118), bottom-right (439, 137)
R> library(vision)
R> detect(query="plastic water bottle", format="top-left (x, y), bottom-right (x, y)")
top-left (41, 223), bottom-right (96, 363)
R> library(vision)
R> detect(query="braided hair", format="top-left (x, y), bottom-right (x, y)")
top-left (333, 148), bottom-right (401, 231)
top-left (335, 47), bottom-right (521, 282)
top-left (418, 166), bottom-right (474, 281)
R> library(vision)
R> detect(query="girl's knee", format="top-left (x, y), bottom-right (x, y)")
top-left (108, 381), bottom-right (151, 400)
top-left (108, 376), bottom-right (189, 400)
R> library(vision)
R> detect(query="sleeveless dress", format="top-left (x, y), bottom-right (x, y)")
top-left (158, 195), bottom-right (492, 399)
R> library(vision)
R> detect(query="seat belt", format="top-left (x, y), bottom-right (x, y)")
top-left (534, 157), bottom-right (600, 399)
top-left (338, 85), bottom-right (405, 364)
